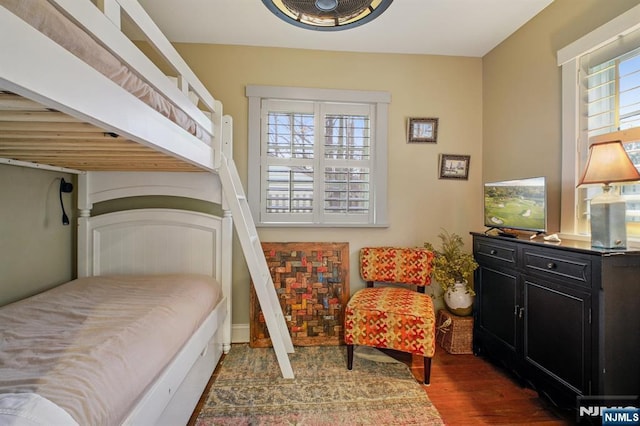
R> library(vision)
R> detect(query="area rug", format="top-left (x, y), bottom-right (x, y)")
top-left (193, 344), bottom-right (443, 425)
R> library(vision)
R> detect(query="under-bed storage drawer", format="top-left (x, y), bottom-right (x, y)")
top-left (521, 247), bottom-right (592, 287)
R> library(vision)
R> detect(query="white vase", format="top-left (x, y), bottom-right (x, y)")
top-left (444, 282), bottom-right (474, 316)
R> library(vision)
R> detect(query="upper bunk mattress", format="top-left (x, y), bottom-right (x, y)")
top-left (0, 0), bottom-right (211, 145)
top-left (0, 274), bottom-right (222, 425)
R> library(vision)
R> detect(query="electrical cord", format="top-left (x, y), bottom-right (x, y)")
top-left (59, 178), bottom-right (73, 225)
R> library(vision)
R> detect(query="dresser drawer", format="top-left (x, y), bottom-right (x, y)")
top-left (522, 248), bottom-right (591, 287)
top-left (474, 237), bottom-right (517, 267)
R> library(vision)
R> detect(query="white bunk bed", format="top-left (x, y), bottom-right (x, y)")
top-left (0, 0), bottom-right (229, 172)
top-left (0, 0), bottom-right (238, 424)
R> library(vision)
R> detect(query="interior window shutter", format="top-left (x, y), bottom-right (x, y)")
top-left (581, 37), bottom-right (640, 232)
top-left (247, 85), bottom-right (389, 227)
top-left (321, 103), bottom-right (373, 222)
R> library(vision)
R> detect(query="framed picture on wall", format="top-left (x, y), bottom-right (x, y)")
top-left (439, 154), bottom-right (470, 180)
top-left (408, 117), bottom-right (438, 143)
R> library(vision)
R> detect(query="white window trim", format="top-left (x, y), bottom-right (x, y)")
top-left (557, 4), bottom-right (640, 239)
top-left (246, 85), bottom-right (390, 227)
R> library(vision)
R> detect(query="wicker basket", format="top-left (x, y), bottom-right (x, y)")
top-left (436, 309), bottom-right (473, 354)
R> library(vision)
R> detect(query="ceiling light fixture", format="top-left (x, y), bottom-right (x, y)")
top-left (262, 0), bottom-right (393, 31)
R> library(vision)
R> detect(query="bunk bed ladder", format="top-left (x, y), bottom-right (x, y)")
top-left (219, 154), bottom-right (295, 379)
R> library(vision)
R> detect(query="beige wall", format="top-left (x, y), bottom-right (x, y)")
top-left (167, 45), bottom-right (484, 325)
top-left (0, 165), bottom-right (74, 305)
top-left (483, 0), bottom-right (640, 233)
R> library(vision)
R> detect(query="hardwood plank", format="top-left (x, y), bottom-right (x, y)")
top-left (0, 121), bottom-right (106, 132)
top-left (384, 347), bottom-right (574, 425)
top-left (0, 142), bottom-right (151, 150)
top-left (0, 148), bottom-right (164, 156)
top-left (0, 131), bottom-right (113, 139)
top-left (0, 155), bottom-right (200, 171)
top-left (0, 92), bottom-right (49, 111)
top-left (0, 111), bottom-right (82, 122)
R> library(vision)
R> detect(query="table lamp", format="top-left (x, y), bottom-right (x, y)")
top-left (577, 140), bottom-right (640, 249)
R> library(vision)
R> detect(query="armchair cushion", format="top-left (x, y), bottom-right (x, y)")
top-left (360, 247), bottom-right (434, 286)
top-left (344, 287), bottom-right (436, 357)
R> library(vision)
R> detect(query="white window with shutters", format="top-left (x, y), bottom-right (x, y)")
top-left (246, 86), bottom-right (390, 227)
top-left (581, 43), bottom-right (640, 234)
top-left (558, 5), bottom-right (640, 240)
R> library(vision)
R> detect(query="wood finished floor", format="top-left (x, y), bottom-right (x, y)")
top-left (384, 347), bottom-right (575, 425)
top-left (189, 344), bottom-right (576, 425)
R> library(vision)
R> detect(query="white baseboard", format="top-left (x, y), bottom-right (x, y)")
top-left (231, 323), bottom-right (249, 343)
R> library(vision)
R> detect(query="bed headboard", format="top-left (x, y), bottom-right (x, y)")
top-left (78, 171), bottom-right (223, 210)
top-left (80, 208), bottom-right (222, 276)
top-left (77, 170), bottom-right (231, 283)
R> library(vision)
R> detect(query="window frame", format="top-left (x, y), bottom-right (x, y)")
top-left (246, 85), bottom-right (390, 227)
top-left (557, 4), bottom-right (640, 240)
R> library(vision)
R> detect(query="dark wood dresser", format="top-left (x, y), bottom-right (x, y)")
top-left (471, 232), bottom-right (640, 409)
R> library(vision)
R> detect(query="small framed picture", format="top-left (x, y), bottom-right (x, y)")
top-left (408, 117), bottom-right (438, 143)
top-left (439, 154), bottom-right (471, 180)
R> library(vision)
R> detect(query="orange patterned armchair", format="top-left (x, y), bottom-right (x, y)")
top-left (344, 247), bottom-right (436, 384)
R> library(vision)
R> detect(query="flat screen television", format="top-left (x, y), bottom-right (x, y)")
top-left (483, 176), bottom-right (547, 235)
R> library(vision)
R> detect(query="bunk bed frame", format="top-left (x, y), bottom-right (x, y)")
top-left (0, 1), bottom-right (296, 421)
top-left (0, 0), bottom-right (236, 423)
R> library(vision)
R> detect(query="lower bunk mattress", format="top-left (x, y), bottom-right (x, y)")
top-left (0, 274), bottom-right (222, 425)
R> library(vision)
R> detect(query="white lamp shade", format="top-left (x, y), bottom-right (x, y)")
top-left (578, 140), bottom-right (640, 186)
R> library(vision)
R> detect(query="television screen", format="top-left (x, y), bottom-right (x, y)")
top-left (483, 176), bottom-right (546, 233)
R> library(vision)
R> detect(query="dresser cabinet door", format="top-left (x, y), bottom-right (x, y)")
top-left (523, 276), bottom-right (592, 404)
top-left (474, 265), bottom-right (519, 369)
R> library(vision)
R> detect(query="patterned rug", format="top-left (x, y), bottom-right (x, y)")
top-left (193, 344), bottom-right (443, 425)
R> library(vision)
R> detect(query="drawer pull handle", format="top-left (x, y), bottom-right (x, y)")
top-left (547, 262), bottom-right (556, 269)
top-left (490, 249), bottom-right (497, 255)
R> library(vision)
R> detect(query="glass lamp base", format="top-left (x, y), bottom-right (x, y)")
top-left (590, 191), bottom-right (627, 249)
